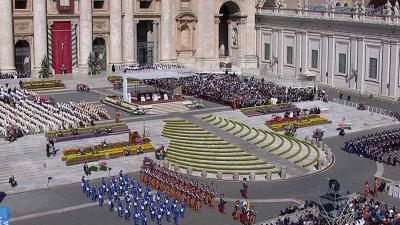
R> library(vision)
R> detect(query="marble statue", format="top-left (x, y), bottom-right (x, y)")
top-left (232, 28), bottom-right (238, 46)
top-left (394, 1), bottom-right (399, 15)
top-left (219, 44), bottom-right (226, 56)
top-left (385, 0), bottom-right (393, 15)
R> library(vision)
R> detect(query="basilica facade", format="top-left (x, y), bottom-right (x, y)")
top-left (1, 0), bottom-right (400, 98)
top-left (1, 0), bottom-right (257, 75)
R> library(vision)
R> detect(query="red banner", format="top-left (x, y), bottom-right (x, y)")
top-left (57, 0), bottom-right (74, 12)
top-left (52, 22), bottom-right (72, 74)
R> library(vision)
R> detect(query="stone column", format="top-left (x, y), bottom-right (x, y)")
top-left (327, 34), bottom-right (335, 85)
top-left (123, 76), bottom-right (128, 101)
top-left (214, 18), bottom-right (220, 59)
top-left (271, 28), bottom-right (278, 74)
top-left (134, 20), bottom-right (138, 62)
top-left (349, 37), bottom-right (357, 90)
top-left (301, 31), bottom-right (308, 74)
top-left (321, 34), bottom-right (328, 83)
top-left (277, 29), bottom-right (283, 75)
top-left (160, 0), bottom-right (172, 62)
top-left (256, 26), bottom-right (261, 64)
top-left (381, 41), bottom-right (390, 96)
top-left (0, 0), bottom-right (15, 72)
top-left (295, 31), bottom-right (302, 78)
top-left (33, 0), bottom-right (47, 74)
top-left (79, 0), bottom-right (92, 69)
top-left (153, 21), bottom-right (158, 63)
top-left (122, 0), bottom-right (135, 64)
top-left (110, 0), bottom-right (122, 65)
top-left (389, 41), bottom-right (398, 97)
top-left (356, 37), bottom-right (365, 93)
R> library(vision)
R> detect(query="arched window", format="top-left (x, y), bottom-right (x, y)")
top-left (336, 2), bottom-right (341, 6)
top-left (15, 0), bottom-right (27, 9)
top-left (343, 2), bottom-right (349, 6)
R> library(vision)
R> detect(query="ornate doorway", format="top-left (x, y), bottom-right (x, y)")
top-left (93, 37), bottom-right (107, 70)
top-left (137, 20), bottom-right (154, 65)
top-left (218, 1), bottom-right (240, 65)
top-left (51, 21), bottom-right (72, 74)
top-left (15, 40), bottom-right (31, 75)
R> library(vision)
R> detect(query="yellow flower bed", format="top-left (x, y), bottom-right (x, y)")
top-left (269, 116), bottom-right (331, 131)
top-left (62, 143), bottom-right (154, 165)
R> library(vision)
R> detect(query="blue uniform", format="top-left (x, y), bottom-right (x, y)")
top-left (150, 207), bottom-right (156, 221)
top-left (179, 202), bottom-right (185, 218)
top-left (141, 212), bottom-right (147, 225)
top-left (108, 197), bottom-right (114, 211)
top-left (166, 207), bottom-right (171, 222)
top-left (125, 204), bottom-right (131, 220)
top-left (91, 186), bottom-right (97, 201)
top-left (81, 176), bottom-right (86, 193)
top-left (173, 209), bottom-right (179, 225)
top-left (86, 182), bottom-right (91, 198)
top-left (117, 200), bottom-right (123, 217)
top-left (133, 209), bottom-right (139, 225)
top-left (156, 210), bottom-right (162, 225)
top-left (98, 190), bottom-right (103, 206)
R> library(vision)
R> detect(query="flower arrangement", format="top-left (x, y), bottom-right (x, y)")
top-left (23, 79), bottom-right (65, 91)
top-left (98, 160), bottom-right (108, 171)
top-left (101, 95), bottom-right (139, 113)
top-left (267, 115), bottom-right (331, 131)
top-left (241, 103), bottom-right (298, 117)
top-left (61, 135), bottom-right (155, 166)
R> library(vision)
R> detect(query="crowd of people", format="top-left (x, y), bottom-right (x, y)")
top-left (116, 64), bottom-right (185, 72)
top-left (81, 169), bottom-right (186, 225)
top-left (343, 128), bottom-right (400, 165)
top-left (145, 74), bottom-right (315, 108)
top-left (0, 72), bottom-right (29, 79)
top-left (0, 85), bottom-right (109, 141)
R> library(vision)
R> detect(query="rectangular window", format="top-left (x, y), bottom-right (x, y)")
top-left (15, 0), bottom-right (27, 9)
top-left (139, 0), bottom-right (152, 8)
top-left (369, 57), bottom-right (378, 79)
top-left (311, 50), bottom-right (319, 69)
top-left (286, 46), bottom-right (293, 65)
top-left (339, 53), bottom-right (347, 74)
top-left (264, 43), bottom-right (270, 61)
top-left (93, 0), bottom-right (104, 9)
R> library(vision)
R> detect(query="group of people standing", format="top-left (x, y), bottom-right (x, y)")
top-left (81, 170), bottom-right (186, 225)
top-left (140, 165), bottom-right (217, 213)
top-left (343, 128), bottom-right (400, 165)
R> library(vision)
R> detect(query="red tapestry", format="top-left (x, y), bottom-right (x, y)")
top-left (56, 0), bottom-right (74, 12)
top-left (52, 22), bottom-right (72, 74)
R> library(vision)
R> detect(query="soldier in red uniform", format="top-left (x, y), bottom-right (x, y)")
top-left (364, 181), bottom-right (370, 201)
top-left (218, 194), bottom-right (226, 214)
top-left (374, 177), bottom-right (379, 197)
top-left (240, 178), bottom-right (248, 199)
top-left (115, 110), bottom-right (121, 123)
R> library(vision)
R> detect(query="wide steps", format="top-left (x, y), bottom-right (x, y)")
top-left (201, 114), bottom-right (321, 169)
top-left (163, 119), bottom-right (271, 174)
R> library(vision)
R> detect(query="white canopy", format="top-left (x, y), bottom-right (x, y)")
top-left (116, 68), bottom-right (193, 81)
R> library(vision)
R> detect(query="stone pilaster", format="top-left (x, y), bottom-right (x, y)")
top-left (152, 21), bottom-right (158, 63)
top-left (381, 40), bottom-right (390, 95)
top-left (349, 37), bottom-right (357, 89)
top-left (110, 0), bottom-right (122, 65)
top-left (320, 34), bottom-right (328, 83)
top-left (33, 0), bottom-right (47, 74)
top-left (79, 0), bottom-right (92, 68)
top-left (301, 31), bottom-right (307, 74)
top-left (277, 29), bottom-right (283, 75)
top-left (0, 0), bottom-right (15, 72)
top-left (356, 37), bottom-right (365, 93)
top-left (123, 0), bottom-right (135, 64)
top-left (160, 0), bottom-right (172, 62)
top-left (295, 31), bottom-right (302, 78)
top-left (327, 34), bottom-right (335, 86)
top-left (389, 41), bottom-right (398, 97)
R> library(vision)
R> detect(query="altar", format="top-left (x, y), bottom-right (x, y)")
top-left (114, 67), bottom-right (193, 103)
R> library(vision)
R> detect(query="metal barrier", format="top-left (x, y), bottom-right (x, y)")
top-left (333, 98), bottom-right (398, 120)
top-left (255, 206), bottom-right (319, 225)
